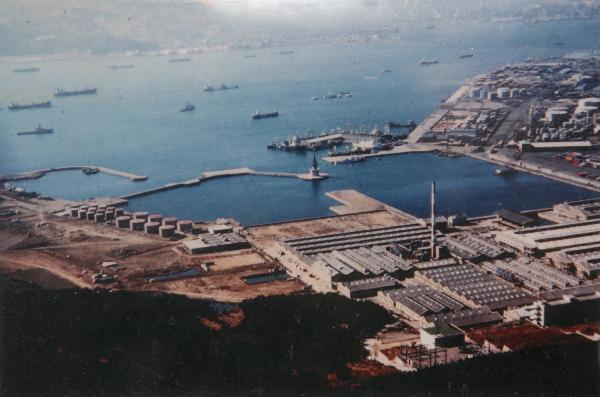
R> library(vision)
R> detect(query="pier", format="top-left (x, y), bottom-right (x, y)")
top-left (121, 167), bottom-right (328, 200)
top-left (322, 143), bottom-right (437, 164)
top-left (0, 165), bottom-right (148, 183)
top-left (326, 189), bottom-right (417, 220)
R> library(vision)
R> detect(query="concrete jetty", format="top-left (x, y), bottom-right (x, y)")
top-left (322, 143), bottom-right (437, 164)
top-left (326, 189), bottom-right (417, 221)
top-left (121, 167), bottom-right (328, 200)
top-left (0, 165), bottom-right (148, 182)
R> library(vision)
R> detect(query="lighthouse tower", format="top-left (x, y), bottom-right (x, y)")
top-left (310, 151), bottom-right (320, 177)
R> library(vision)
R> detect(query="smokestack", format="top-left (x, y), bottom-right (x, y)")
top-left (431, 181), bottom-right (436, 258)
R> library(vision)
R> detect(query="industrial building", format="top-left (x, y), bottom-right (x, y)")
top-left (496, 208), bottom-right (537, 228)
top-left (415, 264), bottom-right (533, 311)
top-left (495, 218), bottom-right (600, 253)
top-left (338, 275), bottom-right (401, 299)
top-left (445, 235), bottom-right (506, 263)
top-left (426, 307), bottom-right (503, 330)
top-left (412, 258), bottom-right (457, 271)
top-left (517, 141), bottom-right (594, 152)
top-left (378, 284), bottom-right (465, 325)
top-left (481, 258), bottom-right (579, 292)
top-left (529, 284), bottom-right (600, 326)
top-left (419, 325), bottom-right (465, 349)
top-left (305, 246), bottom-right (415, 287)
top-left (281, 223), bottom-right (432, 256)
top-left (552, 199), bottom-right (600, 221)
top-left (182, 233), bottom-right (250, 254)
top-left (548, 243), bottom-right (600, 278)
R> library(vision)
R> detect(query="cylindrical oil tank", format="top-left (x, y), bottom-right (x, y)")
top-left (70, 207), bottom-right (80, 217)
top-left (163, 217), bottom-right (178, 226)
top-left (133, 211), bottom-right (149, 220)
top-left (159, 225), bottom-right (175, 238)
top-left (98, 205), bottom-right (107, 211)
top-left (144, 222), bottom-right (160, 234)
top-left (191, 224), bottom-right (207, 235)
top-left (177, 220), bottom-right (193, 233)
top-left (114, 208), bottom-right (125, 217)
top-left (94, 213), bottom-right (106, 223)
top-left (130, 219), bottom-right (145, 231)
top-left (86, 211), bottom-right (96, 221)
top-left (89, 206), bottom-right (98, 212)
top-left (78, 209), bottom-right (88, 219)
top-left (148, 214), bottom-right (163, 224)
top-left (105, 211), bottom-right (115, 221)
top-left (116, 216), bottom-right (131, 228)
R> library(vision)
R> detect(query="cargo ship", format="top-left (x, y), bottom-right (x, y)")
top-left (17, 125), bottom-right (53, 135)
top-left (420, 59), bottom-right (439, 65)
top-left (110, 64), bottom-right (134, 69)
top-left (179, 102), bottom-right (195, 112)
top-left (252, 110), bottom-right (278, 120)
top-left (169, 57), bottom-right (191, 63)
top-left (13, 67), bottom-right (40, 73)
top-left (54, 88), bottom-right (97, 97)
top-left (8, 101), bottom-right (52, 110)
top-left (203, 84), bottom-right (239, 92)
top-left (386, 120), bottom-right (417, 129)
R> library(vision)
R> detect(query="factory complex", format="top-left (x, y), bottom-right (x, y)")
top-left (247, 187), bottom-right (600, 370)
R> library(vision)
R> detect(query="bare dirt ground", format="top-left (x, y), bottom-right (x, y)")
top-left (0, 193), bottom-right (305, 301)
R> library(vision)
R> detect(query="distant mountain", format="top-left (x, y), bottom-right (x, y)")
top-left (0, 0), bottom-right (598, 57)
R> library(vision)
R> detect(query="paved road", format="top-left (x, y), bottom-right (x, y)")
top-left (489, 99), bottom-right (535, 146)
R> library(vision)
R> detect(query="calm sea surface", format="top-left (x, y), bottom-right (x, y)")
top-left (2, 19), bottom-right (599, 225)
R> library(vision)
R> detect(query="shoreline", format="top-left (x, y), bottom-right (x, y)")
top-left (2, 16), bottom-right (598, 66)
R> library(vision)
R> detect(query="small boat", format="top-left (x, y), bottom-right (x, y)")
top-left (495, 167), bottom-right (517, 176)
top-left (311, 96), bottom-right (320, 100)
top-left (169, 57), bottom-right (191, 63)
top-left (459, 54), bottom-right (474, 59)
top-left (17, 125), bottom-right (53, 135)
top-left (379, 68), bottom-right (393, 73)
top-left (243, 55), bottom-right (256, 58)
top-left (420, 59), bottom-right (439, 65)
top-left (180, 102), bottom-right (195, 112)
top-left (278, 50), bottom-right (294, 55)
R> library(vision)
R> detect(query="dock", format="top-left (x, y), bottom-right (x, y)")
top-left (406, 109), bottom-right (448, 144)
top-left (0, 166), bottom-right (148, 183)
top-left (326, 189), bottom-right (417, 221)
top-left (322, 143), bottom-right (437, 164)
top-left (121, 167), bottom-right (328, 200)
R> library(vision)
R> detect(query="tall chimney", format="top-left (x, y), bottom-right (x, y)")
top-left (430, 181), bottom-right (436, 258)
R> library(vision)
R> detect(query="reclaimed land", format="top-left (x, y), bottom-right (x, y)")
top-left (0, 276), bottom-right (598, 397)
